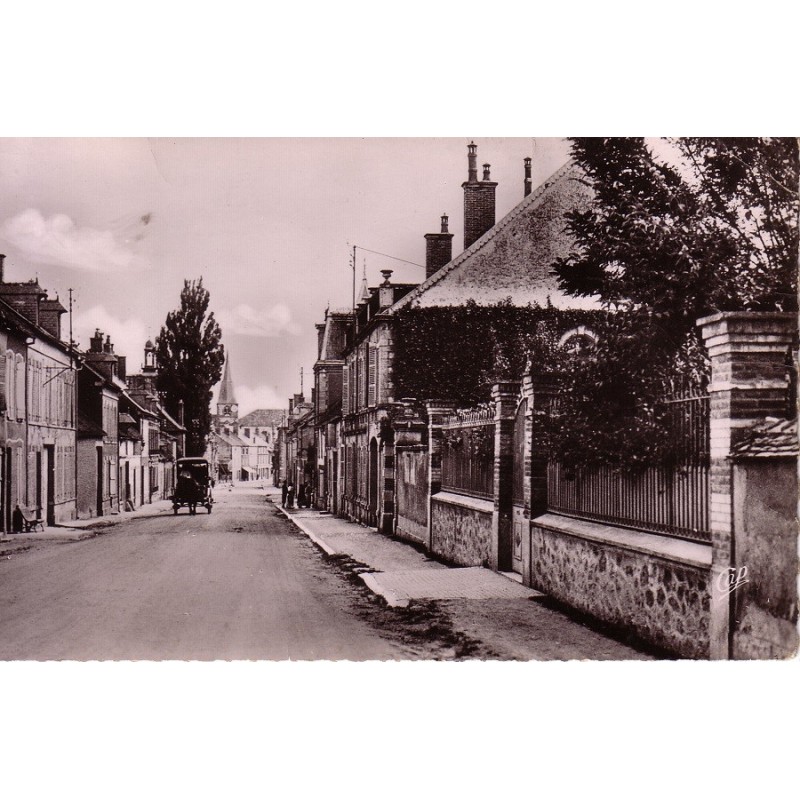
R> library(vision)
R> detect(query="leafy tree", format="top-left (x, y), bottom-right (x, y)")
top-left (156, 278), bottom-right (225, 456)
top-left (549, 138), bottom-right (798, 469)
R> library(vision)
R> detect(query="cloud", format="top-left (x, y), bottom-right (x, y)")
top-left (216, 303), bottom-right (301, 337)
top-left (212, 382), bottom-right (286, 416)
top-left (0, 208), bottom-right (147, 271)
top-left (73, 305), bottom-right (149, 366)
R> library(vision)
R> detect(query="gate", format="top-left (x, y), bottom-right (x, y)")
top-left (510, 398), bottom-right (527, 573)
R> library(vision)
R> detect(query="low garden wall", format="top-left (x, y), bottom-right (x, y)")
top-left (431, 492), bottom-right (493, 567)
top-left (530, 514), bottom-right (712, 658)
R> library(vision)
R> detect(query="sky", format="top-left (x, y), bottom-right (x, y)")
top-left (0, 138), bottom-right (571, 414)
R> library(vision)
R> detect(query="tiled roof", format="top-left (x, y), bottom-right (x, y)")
top-left (732, 418), bottom-right (798, 458)
top-left (390, 160), bottom-right (600, 313)
top-left (238, 409), bottom-right (287, 427)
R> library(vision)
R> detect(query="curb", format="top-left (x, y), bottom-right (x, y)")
top-left (360, 573), bottom-right (410, 608)
top-left (270, 499), bottom-right (339, 557)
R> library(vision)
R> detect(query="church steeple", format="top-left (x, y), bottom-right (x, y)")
top-left (217, 355), bottom-right (238, 424)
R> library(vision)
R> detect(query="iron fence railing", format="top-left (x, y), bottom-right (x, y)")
top-left (441, 407), bottom-right (495, 500)
top-left (547, 392), bottom-right (711, 543)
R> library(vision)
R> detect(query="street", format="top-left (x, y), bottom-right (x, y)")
top-left (0, 488), bottom-right (422, 661)
top-left (0, 486), bottom-right (654, 661)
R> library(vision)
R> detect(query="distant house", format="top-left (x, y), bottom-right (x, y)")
top-left (81, 330), bottom-right (123, 517)
top-left (238, 408), bottom-right (285, 484)
top-left (312, 309), bottom-right (353, 513)
top-left (125, 338), bottom-right (185, 502)
top-left (76, 358), bottom-right (120, 519)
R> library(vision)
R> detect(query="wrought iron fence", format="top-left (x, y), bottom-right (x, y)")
top-left (441, 407), bottom-right (495, 500)
top-left (547, 391), bottom-right (711, 543)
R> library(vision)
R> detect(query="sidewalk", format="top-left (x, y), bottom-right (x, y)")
top-left (271, 492), bottom-right (538, 608)
top-left (0, 499), bottom-right (176, 556)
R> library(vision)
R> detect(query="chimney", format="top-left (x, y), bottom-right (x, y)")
top-left (0, 254), bottom-right (4, 283)
top-left (379, 269), bottom-right (394, 309)
top-left (104, 335), bottom-right (114, 354)
top-left (316, 322), bottom-right (326, 359)
top-left (289, 398), bottom-right (294, 414)
top-left (39, 298), bottom-right (67, 341)
top-left (462, 142), bottom-right (497, 250)
top-left (90, 329), bottom-right (104, 353)
top-left (117, 355), bottom-right (127, 383)
top-left (424, 213), bottom-right (454, 279)
top-left (524, 157), bottom-right (532, 197)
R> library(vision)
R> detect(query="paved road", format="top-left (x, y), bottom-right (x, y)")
top-left (0, 489), bottom-right (415, 661)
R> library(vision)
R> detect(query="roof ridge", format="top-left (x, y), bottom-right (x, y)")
top-left (389, 158), bottom-right (578, 314)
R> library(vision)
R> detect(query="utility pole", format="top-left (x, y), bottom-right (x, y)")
top-left (352, 245), bottom-right (356, 313)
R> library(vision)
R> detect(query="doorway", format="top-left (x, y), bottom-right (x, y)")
top-left (45, 444), bottom-right (55, 527)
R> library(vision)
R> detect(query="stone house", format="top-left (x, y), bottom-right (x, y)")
top-left (125, 338), bottom-right (184, 502)
top-left (339, 142), bottom-right (597, 535)
top-left (76, 359), bottom-right (121, 519)
top-left (312, 308), bottom-right (353, 513)
top-left (238, 408), bottom-right (285, 484)
top-left (81, 330), bottom-right (122, 518)
top-left (0, 267), bottom-right (79, 526)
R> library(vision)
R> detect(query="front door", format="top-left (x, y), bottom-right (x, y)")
top-left (45, 445), bottom-right (55, 527)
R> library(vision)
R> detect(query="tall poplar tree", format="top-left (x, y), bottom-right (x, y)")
top-left (156, 278), bottom-right (225, 456)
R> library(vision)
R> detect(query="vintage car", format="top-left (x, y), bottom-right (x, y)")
top-left (172, 457), bottom-right (214, 514)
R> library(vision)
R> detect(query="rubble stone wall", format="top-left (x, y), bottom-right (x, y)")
top-left (530, 518), bottom-right (712, 658)
top-left (431, 492), bottom-right (492, 567)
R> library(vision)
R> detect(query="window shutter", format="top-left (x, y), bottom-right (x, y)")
top-left (342, 360), bottom-right (350, 415)
top-left (368, 346), bottom-right (377, 407)
top-left (15, 355), bottom-right (24, 419)
top-left (0, 351), bottom-right (6, 414)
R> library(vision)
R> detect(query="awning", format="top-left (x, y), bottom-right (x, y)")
top-left (241, 466), bottom-right (257, 475)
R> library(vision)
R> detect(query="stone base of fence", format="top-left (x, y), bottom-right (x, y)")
top-left (431, 492), bottom-right (493, 567)
top-left (529, 513), bottom-right (713, 658)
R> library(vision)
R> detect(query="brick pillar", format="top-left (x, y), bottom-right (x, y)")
top-left (698, 311), bottom-right (796, 660)
top-left (426, 400), bottom-right (456, 553)
top-left (491, 382), bottom-right (520, 572)
top-left (520, 372), bottom-right (559, 586)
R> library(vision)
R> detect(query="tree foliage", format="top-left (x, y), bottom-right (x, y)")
top-left (554, 137), bottom-right (798, 319)
top-left (549, 138), bottom-right (798, 470)
top-left (156, 278), bottom-right (225, 456)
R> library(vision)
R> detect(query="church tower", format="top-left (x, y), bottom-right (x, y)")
top-left (216, 355), bottom-right (238, 433)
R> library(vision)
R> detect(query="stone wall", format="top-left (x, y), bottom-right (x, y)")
top-left (431, 492), bottom-right (493, 567)
top-left (530, 515), bottom-right (712, 658)
top-left (732, 459), bottom-right (799, 659)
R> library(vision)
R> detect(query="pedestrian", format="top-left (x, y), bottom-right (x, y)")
top-left (12, 505), bottom-right (24, 533)
top-left (286, 483), bottom-right (295, 509)
top-left (298, 483), bottom-right (306, 508)
top-left (281, 479), bottom-right (288, 508)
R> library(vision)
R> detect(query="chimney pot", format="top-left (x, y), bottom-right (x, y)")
top-left (482, 164), bottom-right (491, 181)
top-left (440, 214), bottom-right (449, 233)
top-left (467, 141), bottom-right (478, 182)
top-left (524, 157), bottom-right (532, 197)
